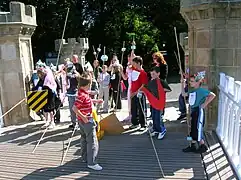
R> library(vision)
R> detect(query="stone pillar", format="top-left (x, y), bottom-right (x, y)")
top-left (180, 0), bottom-right (241, 130)
top-left (55, 38), bottom-right (89, 67)
top-left (0, 2), bottom-right (37, 126)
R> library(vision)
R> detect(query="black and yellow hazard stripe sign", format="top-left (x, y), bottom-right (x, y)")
top-left (27, 90), bottom-right (48, 112)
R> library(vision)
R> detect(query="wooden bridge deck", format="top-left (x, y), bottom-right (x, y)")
top-left (0, 121), bottom-right (206, 180)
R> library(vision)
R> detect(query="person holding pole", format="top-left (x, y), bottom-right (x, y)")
top-left (141, 66), bottom-right (167, 139)
top-left (72, 74), bottom-right (103, 171)
top-left (121, 46), bottom-right (136, 122)
top-left (129, 56), bottom-right (148, 130)
top-left (177, 73), bottom-right (189, 120)
top-left (98, 65), bottom-right (110, 113)
top-left (65, 61), bottom-right (80, 129)
top-left (181, 72), bottom-right (216, 153)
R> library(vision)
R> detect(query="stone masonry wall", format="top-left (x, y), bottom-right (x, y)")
top-left (0, 2), bottom-right (36, 126)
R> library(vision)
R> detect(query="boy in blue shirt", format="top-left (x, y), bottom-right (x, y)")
top-left (182, 72), bottom-right (216, 153)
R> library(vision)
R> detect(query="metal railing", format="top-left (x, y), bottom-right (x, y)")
top-left (216, 72), bottom-right (241, 179)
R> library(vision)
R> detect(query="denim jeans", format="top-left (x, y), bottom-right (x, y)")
top-left (68, 95), bottom-right (76, 125)
top-left (178, 94), bottom-right (186, 115)
top-left (179, 86), bottom-right (188, 115)
top-left (78, 118), bottom-right (99, 165)
top-left (152, 108), bottom-right (165, 133)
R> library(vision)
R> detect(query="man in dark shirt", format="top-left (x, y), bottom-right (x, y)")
top-left (72, 55), bottom-right (84, 75)
top-left (66, 61), bottom-right (80, 129)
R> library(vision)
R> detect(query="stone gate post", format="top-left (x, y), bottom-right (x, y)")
top-left (0, 2), bottom-right (37, 126)
top-left (180, 0), bottom-right (241, 130)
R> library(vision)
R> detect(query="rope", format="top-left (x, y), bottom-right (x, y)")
top-left (61, 122), bottom-right (79, 165)
top-left (32, 93), bottom-right (67, 153)
top-left (56, 8), bottom-right (70, 68)
top-left (138, 97), bottom-right (165, 178)
top-left (0, 98), bottom-right (26, 120)
top-left (174, 27), bottom-right (192, 139)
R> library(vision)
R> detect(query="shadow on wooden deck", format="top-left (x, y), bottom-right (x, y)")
top-left (0, 122), bottom-right (206, 180)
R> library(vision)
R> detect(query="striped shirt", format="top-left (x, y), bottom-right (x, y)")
top-left (74, 88), bottom-right (92, 121)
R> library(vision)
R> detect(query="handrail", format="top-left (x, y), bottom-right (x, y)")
top-left (216, 73), bottom-right (241, 179)
top-left (0, 98), bottom-right (26, 120)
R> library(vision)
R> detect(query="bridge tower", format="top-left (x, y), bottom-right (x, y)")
top-left (0, 1), bottom-right (37, 126)
top-left (55, 38), bottom-right (89, 67)
top-left (180, 0), bottom-right (241, 130)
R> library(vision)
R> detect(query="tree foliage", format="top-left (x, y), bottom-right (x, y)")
top-left (0, 0), bottom-right (187, 72)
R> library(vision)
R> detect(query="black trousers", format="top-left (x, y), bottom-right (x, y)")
top-left (54, 109), bottom-right (61, 123)
top-left (190, 107), bottom-right (205, 141)
top-left (54, 96), bottom-right (62, 123)
top-left (111, 88), bottom-right (122, 109)
top-left (131, 95), bottom-right (146, 126)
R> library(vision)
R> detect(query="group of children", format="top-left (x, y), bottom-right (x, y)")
top-left (76, 51), bottom-right (217, 170)
top-left (31, 50), bottom-right (216, 171)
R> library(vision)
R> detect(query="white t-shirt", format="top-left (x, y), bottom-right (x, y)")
top-left (126, 67), bottom-right (132, 88)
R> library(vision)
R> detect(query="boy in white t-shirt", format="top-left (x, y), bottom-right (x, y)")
top-left (98, 65), bottom-right (110, 113)
top-left (121, 52), bottom-right (135, 122)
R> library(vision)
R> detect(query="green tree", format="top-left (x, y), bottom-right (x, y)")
top-left (151, 44), bottom-right (159, 53)
top-left (1, 0), bottom-right (187, 73)
top-left (1, 0), bottom-right (86, 62)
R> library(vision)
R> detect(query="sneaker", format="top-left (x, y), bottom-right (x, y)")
top-left (182, 144), bottom-right (197, 153)
top-left (150, 131), bottom-right (158, 137)
top-left (54, 120), bottom-right (60, 124)
top-left (140, 127), bottom-right (146, 131)
top-left (140, 125), bottom-right (146, 131)
top-left (48, 122), bottom-right (55, 129)
top-left (81, 158), bottom-right (87, 163)
top-left (39, 115), bottom-right (46, 121)
top-left (129, 125), bottom-right (140, 129)
top-left (69, 124), bottom-right (74, 129)
top-left (87, 164), bottom-right (103, 171)
top-left (180, 119), bottom-right (187, 124)
top-left (102, 110), bottom-right (109, 114)
top-left (177, 114), bottom-right (187, 120)
top-left (195, 144), bottom-right (208, 154)
top-left (157, 129), bottom-right (167, 139)
top-left (147, 115), bottom-right (152, 118)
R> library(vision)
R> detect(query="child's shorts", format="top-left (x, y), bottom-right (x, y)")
top-left (190, 107), bottom-right (205, 141)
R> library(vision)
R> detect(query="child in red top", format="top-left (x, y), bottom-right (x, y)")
top-left (72, 74), bottom-right (103, 171)
top-left (130, 56), bottom-right (148, 130)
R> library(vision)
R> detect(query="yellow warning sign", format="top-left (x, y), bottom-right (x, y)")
top-left (27, 90), bottom-right (48, 112)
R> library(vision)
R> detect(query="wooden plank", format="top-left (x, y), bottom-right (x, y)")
top-left (202, 132), bottom-right (237, 180)
top-left (0, 124), bottom-right (206, 179)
